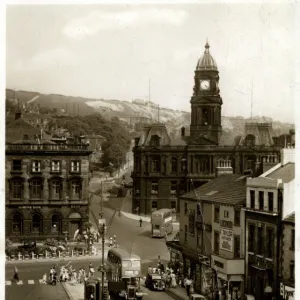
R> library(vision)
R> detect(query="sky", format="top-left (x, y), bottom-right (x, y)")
top-left (5, 2), bottom-right (299, 122)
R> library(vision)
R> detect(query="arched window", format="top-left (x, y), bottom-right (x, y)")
top-left (31, 214), bottom-right (42, 234)
top-left (245, 135), bottom-right (255, 147)
top-left (202, 108), bottom-right (211, 125)
top-left (150, 135), bottom-right (160, 147)
top-left (12, 213), bottom-right (23, 234)
top-left (51, 214), bottom-right (62, 233)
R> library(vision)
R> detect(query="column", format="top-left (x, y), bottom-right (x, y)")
top-left (43, 178), bottom-right (49, 201)
top-left (140, 154), bottom-right (145, 174)
top-left (23, 179), bottom-right (30, 202)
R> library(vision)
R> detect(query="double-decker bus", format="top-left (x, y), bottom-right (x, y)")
top-left (151, 208), bottom-right (173, 237)
top-left (106, 248), bottom-right (143, 299)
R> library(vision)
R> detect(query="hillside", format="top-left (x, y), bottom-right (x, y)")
top-left (6, 89), bottom-right (294, 137)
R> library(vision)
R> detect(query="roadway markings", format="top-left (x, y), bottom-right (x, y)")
top-left (16, 280), bottom-right (23, 285)
top-left (28, 280), bottom-right (35, 284)
top-left (5, 281), bottom-right (11, 286)
top-left (5, 279), bottom-right (47, 286)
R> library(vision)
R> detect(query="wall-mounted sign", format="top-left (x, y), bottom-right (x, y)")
top-left (214, 260), bottom-right (224, 269)
top-left (220, 220), bottom-right (233, 228)
top-left (220, 228), bottom-right (233, 252)
top-left (18, 206), bottom-right (41, 209)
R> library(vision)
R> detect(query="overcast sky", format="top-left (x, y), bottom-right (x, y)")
top-left (6, 3), bottom-right (298, 122)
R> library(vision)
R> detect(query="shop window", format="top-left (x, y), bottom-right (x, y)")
top-left (12, 214), bottom-right (23, 234)
top-left (268, 192), bottom-right (274, 211)
top-left (51, 214), bottom-right (62, 233)
top-left (234, 236), bottom-right (240, 258)
top-left (250, 190), bottom-right (255, 208)
top-left (214, 206), bottom-right (220, 222)
top-left (214, 231), bottom-right (219, 254)
top-left (11, 179), bottom-right (23, 199)
top-left (51, 160), bottom-right (61, 173)
top-left (234, 210), bottom-right (240, 226)
top-left (151, 156), bottom-right (160, 172)
top-left (31, 214), bottom-right (42, 234)
top-left (291, 229), bottom-right (295, 250)
top-left (31, 160), bottom-right (41, 173)
top-left (30, 178), bottom-right (43, 199)
top-left (248, 224), bottom-right (255, 252)
top-left (257, 227), bottom-right (263, 255)
top-left (184, 225), bottom-right (188, 242)
top-left (12, 159), bottom-right (22, 172)
top-left (259, 191), bottom-right (264, 210)
top-left (71, 180), bottom-right (81, 200)
top-left (71, 160), bottom-right (80, 173)
top-left (50, 180), bottom-right (62, 200)
top-left (171, 158), bottom-right (177, 172)
top-left (266, 228), bottom-right (274, 258)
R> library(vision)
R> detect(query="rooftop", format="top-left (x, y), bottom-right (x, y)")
top-left (266, 162), bottom-right (295, 183)
top-left (182, 174), bottom-right (248, 205)
top-left (283, 212), bottom-right (295, 223)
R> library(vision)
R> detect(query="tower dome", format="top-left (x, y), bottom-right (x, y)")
top-left (196, 41), bottom-right (218, 71)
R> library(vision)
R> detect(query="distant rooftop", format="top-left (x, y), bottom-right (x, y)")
top-left (283, 212), bottom-right (295, 223)
top-left (266, 162), bottom-right (295, 183)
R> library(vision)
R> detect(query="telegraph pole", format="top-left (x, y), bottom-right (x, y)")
top-left (101, 223), bottom-right (105, 300)
top-left (101, 181), bottom-right (103, 217)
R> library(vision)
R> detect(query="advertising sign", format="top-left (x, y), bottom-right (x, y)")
top-left (220, 228), bottom-right (233, 252)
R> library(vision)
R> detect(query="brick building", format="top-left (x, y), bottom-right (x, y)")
top-left (167, 169), bottom-right (248, 299)
top-left (132, 42), bottom-right (293, 215)
top-left (280, 212), bottom-right (295, 300)
top-left (244, 148), bottom-right (295, 300)
top-left (5, 136), bottom-right (92, 242)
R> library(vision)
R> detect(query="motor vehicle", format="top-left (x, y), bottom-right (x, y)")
top-left (145, 274), bottom-right (165, 291)
top-left (151, 208), bottom-right (173, 237)
top-left (189, 293), bottom-right (207, 300)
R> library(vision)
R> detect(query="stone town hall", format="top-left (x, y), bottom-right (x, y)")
top-left (131, 42), bottom-right (294, 215)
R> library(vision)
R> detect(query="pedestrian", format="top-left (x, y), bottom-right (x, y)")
top-left (148, 266), bottom-right (153, 275)
top-left (171, 271), bottom-right (177, 288)
top-left (109, 237), bottom-right (113, 247)
top-left (185, 277), bottom-right (192, 296)
top-left (139, 218), bottom-right (142, 227)
top-left (13, 266), bottom-right (19, 282)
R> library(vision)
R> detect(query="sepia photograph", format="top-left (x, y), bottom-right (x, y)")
top-left (3, 1), bottom-right (298, 300)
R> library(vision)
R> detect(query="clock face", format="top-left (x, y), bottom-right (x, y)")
top-left (200, 80), bottom-right (210, 90)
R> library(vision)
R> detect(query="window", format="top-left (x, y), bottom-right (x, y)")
top-left (188, 210), bottom-right (195, 235)
top-left (214, 231), bottom-right (219, 254)
top-left (266, 228), bottom-right (274, 258)
top-left (250, 190), bottom-right (255, 208)
top-left (224, 210), bottom-right (229, 218)
top-left (184, 203), bottom-right (188, 215)
top-left (195, 158), bottom-right (209, 173)
top-left (151, 156), bottom-right (160, 172)
top-left (257, 227), bottom-right (263, 255)
top-left (291, 229), bottom-right (295, 250)
top-left (214, 206), bottom-right (220, 222)
top-left (51, 161), bottom-right (61, 173)
top-left (268, 192), bottom-right (274, 211)
top-left (32, 161), bottom-right (41, 173)
top-left (11, 179), bottom-right (23, 199)
top-left (12, 214), bottom-right (23, 234)
top-left (152, 200), bottom-right (158, 210)
top-left (31, 214), bottom-right (42, 234)
top-left (151, 181), bottom-right (158, 194)
top-left (50, 180), bottom-right (62, 200)
top-left (171, 158), bottom-right (177, 172)
top-left (12, 160), bottom-right (22, 172)
top-left (51, 214), bottom-right (61, 233)
top-left (234, 210), bottom-right (240, 226)
top-left (290, 261), bottom-right (295, 279)
top-left (30, 179), bottom-right (42, 199)
top-left (150, 135), bottom-right (160, 147)
top-left (184, 225), bottom-right (188, 241)
top-left (234, 236), bottom-right (240, 258)
top-left (259, 191), bottom-right (264, 210)
top-left (70, 180), bottom-right (81, 199)
top-left (171, 201), bottom-right (177, 210)
top-left (248, 224), bottom-right (255, 252)
top-left (245, 135), bottom-right (255, 147)
top-left (196, 203), bottom-right (202, 218)
top-left (197, 228), bottom-right (202, 248)
top-left (71, 161), bottom-right (80, 172)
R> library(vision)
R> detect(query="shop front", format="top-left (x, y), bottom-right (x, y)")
top-left (280, 282), bottom-right (294, 300)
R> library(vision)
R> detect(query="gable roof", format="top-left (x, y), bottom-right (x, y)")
top-left (266, 163), bottom-right (295, 183)
top-left (182, 174), bottom-right (248, 205)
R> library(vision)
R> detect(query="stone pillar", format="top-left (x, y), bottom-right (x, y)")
top-left (193, 155), bottom-right (197, 173)
top-left (23, 179), bottom-right (30, 202)
top-left (140, 154), bottom-right (145, 174)
top-left (43, 178), bottom-right (49, 200)
top-left (166, 155), bottom-right (171, 174)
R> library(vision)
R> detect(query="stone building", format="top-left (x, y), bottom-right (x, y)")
top-left (280, 212), bottom-right (295, 300)
top-left (132, 42), bottom-right (293, 215)
top-left (5, 136), bottom-right (92, 242)
top-left (167, 170), bottom-right (248, 299)
top-left (244, 148), bottom-right (295, 300)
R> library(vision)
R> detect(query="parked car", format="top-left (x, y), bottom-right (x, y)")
top-left (189, 293), bottom-right (207, 300)
top-left (145, 274), bottom-right (165, 291)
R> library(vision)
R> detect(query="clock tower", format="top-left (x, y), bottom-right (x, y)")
top-left (190, 41), bottom-right (223, 144)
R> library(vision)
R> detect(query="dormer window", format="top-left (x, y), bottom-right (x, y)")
top-left (32, 161), bottom-right (41, 173)
top-left (245, 134), bottom-right (255, 147)
top-left (150, 135), bottom-right (160, 147)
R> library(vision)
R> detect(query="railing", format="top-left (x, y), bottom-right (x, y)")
top-left (6, 144), bottom-right (90, 151)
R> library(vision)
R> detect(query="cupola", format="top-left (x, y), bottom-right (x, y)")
top-left (196, 41), bottom-right (218, 71)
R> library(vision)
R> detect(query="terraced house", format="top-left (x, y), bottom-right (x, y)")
top-left (5, 130), bottom-right (92, 242)
top-left (131, 42), bottom-right (294, 215)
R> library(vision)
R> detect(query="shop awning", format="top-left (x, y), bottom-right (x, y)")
top-left (69, 212), bottom-right (81, 219)
top-left (166, 241), bottom-right (182, 252)
top-left (229, 275), bottom-right (244, 282)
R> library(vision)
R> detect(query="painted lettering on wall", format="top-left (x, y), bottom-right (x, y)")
top-left (220, 228), bottom-right (233, 252)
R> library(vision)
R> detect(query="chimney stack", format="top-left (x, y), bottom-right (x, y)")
top-left (215, 159), bottom-right (233, 177)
